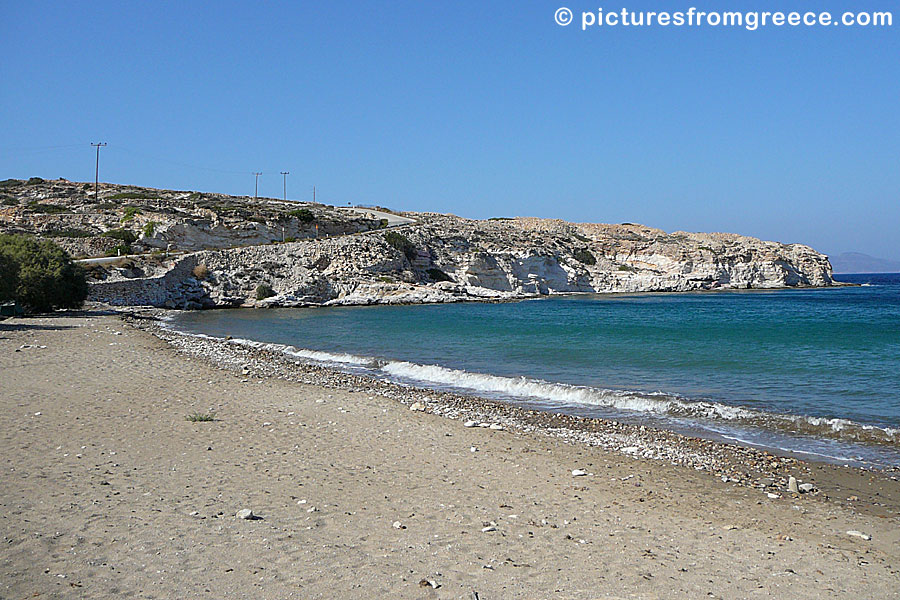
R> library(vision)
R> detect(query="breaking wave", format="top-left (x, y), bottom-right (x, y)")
top-left (379, 360), bottom-right (899, 446)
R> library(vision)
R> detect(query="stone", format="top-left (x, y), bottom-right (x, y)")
top-left (571, 469), bottom-right (588, 477)
top-left (464, 421), bottom-right (478, 427)
top-left (620, 446), bottom-right (640, 454)
top-left (489, 424), bottom-right (503, 430)
top-left (481, 525), bottom-right (497, 533)
top-left (798, 483), bottom-right (816, 493)
top-left (409, 402), bottom-right (426, 412)
top-left (392, 521), bottom-right (405, 529)
top-left (236, 509), bottom-right (256, 520)
top-left (846, 530), bottom-right (871, 540)
top-left (788, 476), bottom-right (799, 493)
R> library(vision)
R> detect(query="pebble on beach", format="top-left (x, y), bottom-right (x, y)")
top-left (236, 509), bottom-right (256, 520)
top-left (846, 530), bottom-right (871, 540)
top-left (571, 469), bottom-right (588, 477)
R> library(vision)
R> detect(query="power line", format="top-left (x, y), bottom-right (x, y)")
top-left (91, 142), bottom-right (107, 198)
top-left (280, 171), bottom-right (290, 201)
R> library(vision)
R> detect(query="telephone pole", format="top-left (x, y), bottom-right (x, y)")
top-left (313, 185), bottom-right (316, 203)
top-left (91, 142), bottom-right (107, 198)
top-left (280, 171), bottom-right (289, 201)
top-left (253, 172), bottom-right (262, 200)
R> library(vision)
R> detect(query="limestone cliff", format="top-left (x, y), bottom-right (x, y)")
top-left (89, 213), bottom-right (835, 309)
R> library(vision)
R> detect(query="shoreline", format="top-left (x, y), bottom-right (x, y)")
top-left (3, 309), bottom-right (899, 598)
top-left (130, 307), bottom-right (900, 519)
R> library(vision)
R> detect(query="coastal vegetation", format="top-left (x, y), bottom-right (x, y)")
top-left (0, 233), bottom-right (88, 313)
top-left (383, 231), bottom-right (417, 260)
top-left (255, 283), bottom-right (275, 300)
top-left (573, 248), bottom-right (597, 265)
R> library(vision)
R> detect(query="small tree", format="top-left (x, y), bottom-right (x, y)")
top-left (0, 234), bottom-right (88, 313)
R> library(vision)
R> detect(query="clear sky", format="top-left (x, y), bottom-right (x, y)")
top-left (2, 1), bottom-right (898, 260)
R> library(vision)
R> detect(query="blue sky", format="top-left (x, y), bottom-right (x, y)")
top-left (2, 1), bottom-right (898, 259)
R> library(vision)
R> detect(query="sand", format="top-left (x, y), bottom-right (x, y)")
top-left (1, 312), bottom-right (898, 599)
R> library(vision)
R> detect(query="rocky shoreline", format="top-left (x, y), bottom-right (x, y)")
top-left (124, 308), bottom-right (899, 519)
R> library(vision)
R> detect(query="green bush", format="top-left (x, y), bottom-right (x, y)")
top-left (573, 248), bottom-right (596, 265)
top-left (121, 206), bottom-right (142, 222)
top-left (43, 228), bottom-right (94, 238)
top-left (108, 191), bottom-right (156, 200)
top-left (0, 179), bottom-right (21, 188)
top-left (104, 245), bottom-right (131, 257)
top-left (383, 231), bottom-right (417, 260)
top-left (27, 201), bottom-right (68, 214)
top-left (27, 177), bottom-right (45, 185)
top-left (426, 267), bottom-right (452, 282)
top-left (288, 208), bottom-right (315, 222)
top-left (102, 229), bottom-right (137, 244)
top-left (0, 234), bottom-right (88, 313)
top-left (255, 283), bottom-right (275, 300)
top-left (142, 221), bottom-right (158, 237)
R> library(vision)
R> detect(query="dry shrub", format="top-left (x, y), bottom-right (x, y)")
top-left (192, 264), bottom-right (210, 280)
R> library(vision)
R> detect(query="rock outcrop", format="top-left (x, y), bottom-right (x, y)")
top-left (89, 213), bottom-right (836, 308)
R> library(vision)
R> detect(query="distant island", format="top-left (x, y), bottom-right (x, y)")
top-left (830, 252), bottom-right (900, 274)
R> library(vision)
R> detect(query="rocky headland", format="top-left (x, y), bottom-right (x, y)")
top-left (1, 177), bottom-right (837, 309)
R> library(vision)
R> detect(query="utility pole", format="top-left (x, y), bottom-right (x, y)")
top-left (91, 142), bottom-right (107, 198)
top-left (253, 172), bottom-right (262, 200)
top-left (313, 185), bottom-right (316, 203)
top-left (280, 171), bottom-right (289, 201)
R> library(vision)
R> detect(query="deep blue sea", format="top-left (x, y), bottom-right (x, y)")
top-left (170, 273), bottom-right (900, 467)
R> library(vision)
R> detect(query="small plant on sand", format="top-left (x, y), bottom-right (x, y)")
top-left (186, 412), bottom-right (216, 422)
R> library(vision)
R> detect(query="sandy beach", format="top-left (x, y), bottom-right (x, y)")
top-left (2, 311), bottom-right (898, 599)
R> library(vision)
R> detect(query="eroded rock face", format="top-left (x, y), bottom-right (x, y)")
top-left (89, 212), bottom-right (835, 308)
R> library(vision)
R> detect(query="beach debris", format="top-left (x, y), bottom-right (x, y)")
top-left (392, 520), bottom-right (405, 529)
top-left (297, 499), bottom-right (307, 505)
top-left (798, 483), bottom-right (816, 493)
top-left (464, 421), bottom-right (478, 427)
top-left (489, 423), bottom-right (504, 430)
top-left (481, 522), bottom-right (498, 532)
top-left (788, 476), bottom-right (800, 494)
top-left (418, 579), bottom-right (440, 589)
top-left (571, 469), bottom-right (588, 477)
top-left (470, 446), bottom-right (478, 453)
top-left (846, 530), bottom-right (871, 540)
top-left (306, 506), bottom-right (318, 513)
top-left (767, 492), bottom-right (781, 499)
top-left (236, 509), bottom-right (259, 520)
top-left (409, 401), bottom-right (426, 412)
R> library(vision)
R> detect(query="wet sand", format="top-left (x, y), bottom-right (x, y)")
top-left (1, 311), bottom-right (898, 599)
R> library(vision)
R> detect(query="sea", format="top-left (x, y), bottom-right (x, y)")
top-left (169, 273), bottom-right (900, 468)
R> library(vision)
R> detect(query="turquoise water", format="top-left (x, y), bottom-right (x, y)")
top-left (171, 273), bottom-right (900, 467)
